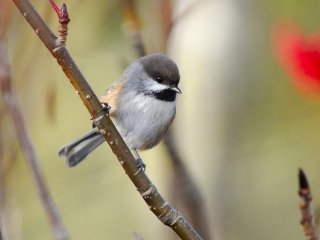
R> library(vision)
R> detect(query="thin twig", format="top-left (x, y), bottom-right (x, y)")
top-left (0, 39), bottom-right (68, 240)
top-left (298, 168), bottom-right (319, 240)
top-left (11, 0), bottom-right (203, 239)
top-left (48, 0), bottom-right (70, 47)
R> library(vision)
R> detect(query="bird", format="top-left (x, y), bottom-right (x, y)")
top-left (58, 53), bottom-right (181, 168)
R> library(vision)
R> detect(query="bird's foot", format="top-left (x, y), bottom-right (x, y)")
top-left (97, 103), bottom-right (111, 115)
top-left (136, 158), bottom-right (146, 172)
top-left (102, 103), bottom-right (111, 113)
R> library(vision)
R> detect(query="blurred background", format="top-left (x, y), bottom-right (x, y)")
top-left (1, 0), bottom-right (320, 239)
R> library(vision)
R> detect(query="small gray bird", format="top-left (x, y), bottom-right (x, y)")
top-left (58, 53), bottom-right (181, 167)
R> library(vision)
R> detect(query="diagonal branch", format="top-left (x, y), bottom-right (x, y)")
top-left (11, 0), bottom-right (203, 239)
top-left (298, 168), bottom-right (319, 240)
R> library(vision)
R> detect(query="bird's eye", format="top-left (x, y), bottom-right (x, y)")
top-left (156, 76), bottom-right (164, 83)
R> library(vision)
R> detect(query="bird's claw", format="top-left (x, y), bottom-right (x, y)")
top-left (101, 103), bottom-right (111, 113)
top-left (136, 158), bottom-right (146, 172)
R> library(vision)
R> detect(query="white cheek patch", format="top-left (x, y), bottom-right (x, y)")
top-left (145, 78), bottom-right (168, 92)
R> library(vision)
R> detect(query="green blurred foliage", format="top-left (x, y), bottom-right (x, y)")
top-left (2, 0), bottom-right (320, 240)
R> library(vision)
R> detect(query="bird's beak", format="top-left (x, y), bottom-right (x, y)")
top-left (171, 86), bottom-right (182, 94)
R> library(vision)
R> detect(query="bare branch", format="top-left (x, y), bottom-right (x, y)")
top-left (298, 168), bottom-right (319, 240)
top-left (48, 0), bottom-right (70, 47)
top-left (0, 37), bottom-right (68, 239)
top-left (11, 0), bottom-right (203, 239)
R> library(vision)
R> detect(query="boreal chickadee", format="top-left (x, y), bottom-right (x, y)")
top-left (58, 53), bottom-right (181, 167)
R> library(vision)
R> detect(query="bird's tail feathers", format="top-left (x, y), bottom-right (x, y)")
top-left (58, 128), bottom-right (105, 167)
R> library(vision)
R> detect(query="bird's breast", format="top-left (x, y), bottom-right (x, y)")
top-left (115, 93), bottom-right (176, 150)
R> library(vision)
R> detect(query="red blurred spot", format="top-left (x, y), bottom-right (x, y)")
top-left (273, 22), bottom-right (320, 97)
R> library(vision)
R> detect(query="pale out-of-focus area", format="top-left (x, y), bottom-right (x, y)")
top-left (1, 0), bottom-right (320, 239)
